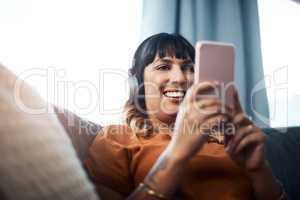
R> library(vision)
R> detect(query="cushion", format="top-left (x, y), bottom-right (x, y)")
top-left (0, 64), bottom-right (99, 200)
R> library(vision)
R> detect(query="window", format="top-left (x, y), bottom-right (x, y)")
top-left (0, 0), bottom-right (143, 125)
top-left (258, 0), bottom-right (300, 127)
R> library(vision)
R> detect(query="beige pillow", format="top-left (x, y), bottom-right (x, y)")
top-left (0, 64), bottom-right (99, 200)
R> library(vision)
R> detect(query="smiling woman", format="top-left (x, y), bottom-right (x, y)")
top-left (0, 0), bottom-right (143, 125)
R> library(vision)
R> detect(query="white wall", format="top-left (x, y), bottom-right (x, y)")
top-left (258, 0), bottom-right (300, 127)
top-left (0, 0), bottom-right (143, 125)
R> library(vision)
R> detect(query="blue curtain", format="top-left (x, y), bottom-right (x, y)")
top-left (141, 0), bottom-right (269, 127)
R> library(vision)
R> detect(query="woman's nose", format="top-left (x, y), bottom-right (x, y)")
top-left (169, 66), bottom-right (186, 84)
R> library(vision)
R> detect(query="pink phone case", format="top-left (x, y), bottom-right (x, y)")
top-left (194, 41), bottom-right (235, 106)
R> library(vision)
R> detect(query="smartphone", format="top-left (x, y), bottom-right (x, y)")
top-left (194, 41), bottom-right (235, 107)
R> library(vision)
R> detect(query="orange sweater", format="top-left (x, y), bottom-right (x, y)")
top-left (85, 125), bottom-right (254, 200)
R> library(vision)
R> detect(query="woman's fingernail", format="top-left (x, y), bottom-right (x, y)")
top-left (225, 146), bottom-right (230, 152)
top-left (225, 141), bottom-right (232, 153)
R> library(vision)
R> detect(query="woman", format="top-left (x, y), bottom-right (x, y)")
top-left (85, 33), bottom-right (286, 200)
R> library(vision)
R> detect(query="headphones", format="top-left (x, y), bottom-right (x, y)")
top-left (128, 66), bottom-right (153, 135)
top-left (128, 68), bottom-right (139, 99)
top-left (127, 59), bottom-right (148, 116)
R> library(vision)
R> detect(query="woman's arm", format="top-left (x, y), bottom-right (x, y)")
top-left (128, 148), bottom-right (187, 199)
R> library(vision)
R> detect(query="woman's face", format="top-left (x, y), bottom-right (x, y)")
top-left (143, 55), bottom-right (194, 124)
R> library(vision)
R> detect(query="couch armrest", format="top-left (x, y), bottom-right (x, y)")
top-left (54, 106), bottom-right (102, 163)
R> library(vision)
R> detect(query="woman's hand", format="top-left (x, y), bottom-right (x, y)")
top-left (225, 86), bottom-right (267, 172)
top-left (168, 81), bottom-right (230, 162)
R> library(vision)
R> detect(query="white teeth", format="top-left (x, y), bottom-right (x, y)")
top-left (164, 91), bottom-right (184, 98)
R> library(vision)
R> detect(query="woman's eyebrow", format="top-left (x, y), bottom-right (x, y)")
top-left (153, 58), bottom-right (173, 64)
top-left (182, 60), bottom-right (194, 64)
top-left (153, 58), bottom-right (193, 65)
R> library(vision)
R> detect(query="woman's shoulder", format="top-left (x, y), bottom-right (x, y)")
top-left (95, 124), bottom-right (137, 147)
top-left (100, 124), bottom-right (130, 133)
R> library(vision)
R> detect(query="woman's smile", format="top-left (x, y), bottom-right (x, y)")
top-left (162, 88), bottom-right (186, 102)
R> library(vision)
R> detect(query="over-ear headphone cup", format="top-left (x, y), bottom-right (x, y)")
top-left (128, 75), bottom-right (139, 98)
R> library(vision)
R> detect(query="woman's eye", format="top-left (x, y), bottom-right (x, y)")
top-left (157, 64), bottom-right (170, 71)
top-left (182, 64), bottom-right (194, 72)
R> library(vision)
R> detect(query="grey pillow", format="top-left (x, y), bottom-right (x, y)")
top-left (0, 64), bottom-right (99, 200)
